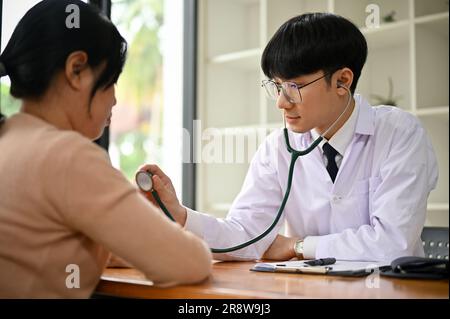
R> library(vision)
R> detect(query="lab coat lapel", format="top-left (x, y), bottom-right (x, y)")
top-left (303, 131), bottom-right (332, 184)
top-left (332, 96), bottom-right (375, 194)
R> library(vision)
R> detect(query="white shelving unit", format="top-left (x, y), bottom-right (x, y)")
top-left (196, 0), bottom-right (449, 228)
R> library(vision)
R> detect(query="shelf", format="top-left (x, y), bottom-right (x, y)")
top-left (266, 0), bottom-right (328, 37)
top-left (203, 65), bottom-right (260, 128)
top-left (415, 12), bottom-right (449, 40)
top-left (415, 106), bottom-right (449, 116)
top-left (358, 53), bottom-right (411, 111)
top-left (209, 48), bottom-right (261, 70)
top-left (415, 11), bottom-right (449, 25)
top-left (425, 209), bottom-right (449, 227)
top-left (334, 0), bottom-right (410, 29)
top-left (357, 20), bottom-right (412, 111)
top-left (427, 203), bottom-right (450, 211)
top-left (205, 0), bottom-right (260, 57)
top-left (415, 16), bottom-right (449, 108)
top-left (414, 0), bottom-right (448, 18)
top-left (361, 20), bottom-right (410, 50)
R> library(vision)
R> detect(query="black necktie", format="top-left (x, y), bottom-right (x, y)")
top-left (322, 143), bottom-right (339, 182)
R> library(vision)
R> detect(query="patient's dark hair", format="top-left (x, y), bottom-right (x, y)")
top-left (261, 13), bottom-right (367, 94)
top-left (0, 0), bottom-right (127, 100)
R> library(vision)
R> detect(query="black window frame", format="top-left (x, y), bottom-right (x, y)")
top-left (89, 0), bottom-right (112, 151)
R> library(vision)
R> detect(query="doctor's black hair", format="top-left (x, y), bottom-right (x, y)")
top-left (261, 13), bottom-right (367, 94)
top-left (0, 0), bottom-right (127, 101)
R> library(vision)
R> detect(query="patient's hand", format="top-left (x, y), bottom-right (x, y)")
top-left (262, 235), bottom-right (298, 261)
top-left (136, 164), bottom-right (187, 226)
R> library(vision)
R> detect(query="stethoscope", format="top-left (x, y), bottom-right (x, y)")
top-left (136, 84), bottom-right (353, 253)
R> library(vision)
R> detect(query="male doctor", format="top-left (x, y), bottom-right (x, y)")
top-left (140, 13), bottom-right (438, 263)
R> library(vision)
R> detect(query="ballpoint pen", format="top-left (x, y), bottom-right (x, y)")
top-left (304, 258), bottom-right (336, 266)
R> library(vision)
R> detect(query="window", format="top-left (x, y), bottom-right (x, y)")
top-left (109, 0), bottom-right (184, 191)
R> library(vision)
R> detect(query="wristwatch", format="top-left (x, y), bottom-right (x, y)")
top-left (294, 239), bottom-right (304, 259)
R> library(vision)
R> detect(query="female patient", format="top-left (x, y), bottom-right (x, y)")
top-left (0, 0), bottom-right (211, 298)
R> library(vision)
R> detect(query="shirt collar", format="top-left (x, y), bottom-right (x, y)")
top-left (311, 94), bottom-right (359, 156)
top-left (354, 94), bottom-right (375, 136)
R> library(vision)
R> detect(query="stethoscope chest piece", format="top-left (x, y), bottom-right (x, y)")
top-left (136, 171), bottom-right (153, 192)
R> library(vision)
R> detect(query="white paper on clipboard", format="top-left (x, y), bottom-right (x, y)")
top-left (251, 260), bottom-right (388, 276)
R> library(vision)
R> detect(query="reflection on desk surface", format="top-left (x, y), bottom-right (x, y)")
top-left (96, 261), bottom-right (449, 299)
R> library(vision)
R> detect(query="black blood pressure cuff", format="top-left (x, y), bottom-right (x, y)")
top-left (380, 256), bottom-right (449, 280)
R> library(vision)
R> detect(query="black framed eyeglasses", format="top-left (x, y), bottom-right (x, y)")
top-left (261, 73), bottom-right (330, 104)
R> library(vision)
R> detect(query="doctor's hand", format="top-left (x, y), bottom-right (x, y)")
top-left (262, 235), bottom-right (298, 261)
top-left (136, 164), bottom-right (187, 226)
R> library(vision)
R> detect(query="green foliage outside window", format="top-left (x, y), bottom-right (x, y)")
top-left (0, 83), bottom-right (20, 116)
top-left (111, 0), bottom-right (165, 181)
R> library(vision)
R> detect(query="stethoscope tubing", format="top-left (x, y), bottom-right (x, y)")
top-left (141, 87), bottom-right (352, 253)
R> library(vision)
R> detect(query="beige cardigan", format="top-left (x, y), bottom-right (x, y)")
top-left (0, 113), bottom-right (212, 298)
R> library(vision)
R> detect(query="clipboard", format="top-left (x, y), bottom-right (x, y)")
top-left (250, 260), bottom-right (389, 277)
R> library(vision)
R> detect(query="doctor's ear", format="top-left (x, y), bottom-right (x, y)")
top-left (335, 68), bottom-right (353, 95)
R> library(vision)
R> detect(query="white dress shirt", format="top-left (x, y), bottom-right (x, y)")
top-left (185, 94), bottom-right (438, 262)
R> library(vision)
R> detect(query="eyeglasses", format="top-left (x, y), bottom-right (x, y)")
top-left (261, 73), bottom-right (330, 104)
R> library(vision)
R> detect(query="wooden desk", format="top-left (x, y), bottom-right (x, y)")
top-left (95, 261), bottom-right (448, 299)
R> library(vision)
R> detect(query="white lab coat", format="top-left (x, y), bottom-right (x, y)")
top-left (185, 94), bottom-right (438, 263)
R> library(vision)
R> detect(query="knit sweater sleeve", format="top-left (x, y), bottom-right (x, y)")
top-left (46, 136), bottom-right (212, 287)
